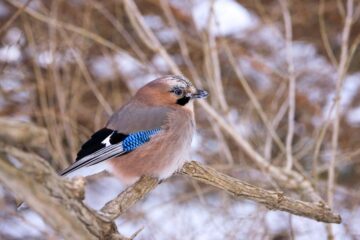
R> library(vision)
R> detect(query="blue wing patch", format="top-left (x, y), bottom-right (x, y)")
top-left (123, 128), bottom-right (161, 152)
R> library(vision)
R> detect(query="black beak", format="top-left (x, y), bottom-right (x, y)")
top-left (191, 89), bottom-right (208, 99)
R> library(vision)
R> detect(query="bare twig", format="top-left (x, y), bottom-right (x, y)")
top-left (90, 0), bottom-right (152, 68)
top-left (159, 0), bottom-right (202, 86)
top-left (327, 0), bottom-right (354, 238)
top-left (68, 48), bottom-right (114, 116)
top-left (123, 0), bottom-right (181, 76)
top-left (5, 0), bottom-right (148, 72)
top-left (0, 0), bottom-right (32, 34)
top-left (23, 19), bottom-right (68, 166)
top-left (279, 0), bottom-right (296, 171)
top-left (319, 0), bottom-right (338, 67)
top-left (199, 100), bottom-right (322, 202)
top-left (203, 2), bottom-right (229, 112)
top-left (328, 0), bottom-right (353, 212)
top-left (224, 43), bottom-right (286, 154)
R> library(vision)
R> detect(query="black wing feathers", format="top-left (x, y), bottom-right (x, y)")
top-left (110, 132), bottom-right (127, 144)
top-left (76, 128), bottom-right (127, 160)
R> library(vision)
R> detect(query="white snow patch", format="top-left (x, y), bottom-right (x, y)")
top-left (251, 25), bottom-right (284, 50)
top-left (190, 132), bottom-right (206, 163)
top-left (341, 73), bottom-right (360, 108)
top-left (84, 176), bottom-right (125, 210)
top-left (0, 77), bottom-right (21, 91)
top-left (91, 55), bottom-right (115, 79)
top-left (347, 107), bottom-right (360, 125)
top-left (238, 57), bottom-right (272, 91)
top-left (37, 51), bottom-right (55, 67)
top-left (114, 53), bottom-right (144, 76)
top-left (191, 131), bottom-right (201, 150)
top-left (227, 108), bottom-right (252, 138)
top-left (157, 27), bottom-right (177, 43)
top-left (152, 54), bottom-right (170, 72)
top-left (192, 0), bottom-right (258, 36)
top-left (4, 27), bottom-right (25, 45)
top-left (117, 187), bottom-right (261, 240)
top-left (0, 45), bottom-right (21, 62)
top-left (323, 72), bottom-right (360, 119)
top-left (0, 211), bottom-right (47, 239)
top-left (144, 15), bottom-right (164, 30)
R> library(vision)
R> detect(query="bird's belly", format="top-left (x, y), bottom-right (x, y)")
top-left (109, 128), bottom-right (193, 185)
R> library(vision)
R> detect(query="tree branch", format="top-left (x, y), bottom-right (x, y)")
top-left (100, 176), bottom-right (159, 221)
top-left (181, 161), bottom-right (341, 223)
top-left (0, 143), bottom-right (129, 240)
top-left (99, 161), bottom-right (341, 224)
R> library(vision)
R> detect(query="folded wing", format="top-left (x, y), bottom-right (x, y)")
top-left (60, 128), bottom-right (161, 176)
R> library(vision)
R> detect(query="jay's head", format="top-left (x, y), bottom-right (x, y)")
top-left (135, 75), bottom-right (208, 108)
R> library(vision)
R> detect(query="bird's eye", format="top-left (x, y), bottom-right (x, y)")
top-left (172, 88), bottom-right (183, 96)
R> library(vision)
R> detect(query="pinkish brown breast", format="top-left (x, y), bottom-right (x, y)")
top-left (109, 104), bottom-right (195, 184)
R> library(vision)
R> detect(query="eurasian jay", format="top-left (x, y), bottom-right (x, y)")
top-left (61, 75), bottom-right (208, 184)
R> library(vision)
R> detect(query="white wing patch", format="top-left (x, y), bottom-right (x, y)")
top-left (101, 132), bottom-right (114, 147)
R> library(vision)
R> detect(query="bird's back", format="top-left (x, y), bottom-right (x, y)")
top-left (107, 99), bottom-right (171, 133)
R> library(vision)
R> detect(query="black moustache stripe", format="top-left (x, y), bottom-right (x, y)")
top-left (176, 96), bottom-right (191, 106)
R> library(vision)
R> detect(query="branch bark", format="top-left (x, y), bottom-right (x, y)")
top-left (99, 161), bottom-right (341, 224)
top-left (100, 176), bottom-right (159, 221)
top-left (181, 162), bottom-right (341, 223)
top-left (0, 143), bottom-right (128, 240)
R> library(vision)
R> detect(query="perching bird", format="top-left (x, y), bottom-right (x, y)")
top-left (60, 75), bottom-right (208, 184)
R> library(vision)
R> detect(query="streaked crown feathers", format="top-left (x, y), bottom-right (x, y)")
top-left (134, 75), bottom-right (208, 107)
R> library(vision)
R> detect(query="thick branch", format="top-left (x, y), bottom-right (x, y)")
top-left (0, 143), bottom-right (127, 240)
